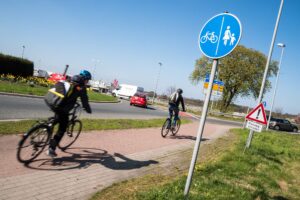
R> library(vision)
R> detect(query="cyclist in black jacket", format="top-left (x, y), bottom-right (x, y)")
top-left (168, 88), bottom-right (186, 127)
top-left (47, 70), bottom-right (92, 157)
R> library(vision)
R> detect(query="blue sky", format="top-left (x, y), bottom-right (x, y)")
top-left (0, 0), bottom-right (299, 115)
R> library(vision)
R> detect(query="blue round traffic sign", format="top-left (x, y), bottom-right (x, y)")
top-left (198, 13), bottom-right (242, 59)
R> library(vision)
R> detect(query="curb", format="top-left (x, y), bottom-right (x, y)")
top-left (0, 92), bottom-right (120, 104)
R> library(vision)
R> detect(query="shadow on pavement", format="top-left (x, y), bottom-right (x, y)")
top-left (24, 147), bottom-right (158, 171)
top-left (168, 135), bottom-right (210, 141)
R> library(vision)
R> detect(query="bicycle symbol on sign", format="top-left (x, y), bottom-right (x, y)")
top-left (200, 31), bottom-right (218, 44)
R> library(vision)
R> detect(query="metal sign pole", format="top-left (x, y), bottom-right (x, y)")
top-left (184, 59), bottom-right (218, 197)
top-left (245, 0), bottom-right (284, 149)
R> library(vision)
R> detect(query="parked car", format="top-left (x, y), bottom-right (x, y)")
top-left (130, 92), bottom-right (147, 108)
top-left (268, 117), bottom-right (298, 132)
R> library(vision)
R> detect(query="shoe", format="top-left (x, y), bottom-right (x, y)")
top-left (46, 148), bottom-right (57, 157)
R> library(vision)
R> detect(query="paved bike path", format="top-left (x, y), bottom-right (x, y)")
top-left (0, 120), bottom-right (236, 200)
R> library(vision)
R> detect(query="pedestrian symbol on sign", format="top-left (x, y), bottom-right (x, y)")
top-left (222, 26), bottom-right (236, 46)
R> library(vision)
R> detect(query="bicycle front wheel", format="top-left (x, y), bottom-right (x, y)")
top-left (58, 120), bottom-right (82, 150)
top-left (161, 118), bottom-right (171, 138)
top-left (17, 124), bottom-right (51, 163)
top-left (171, 119), bottom-right (181, 136)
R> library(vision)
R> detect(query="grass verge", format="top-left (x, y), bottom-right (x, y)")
top-left (0, 118), bottom-right (191, 135)
top-left (90, 129), bottom-right (300, 200)
top-left (0, 80), bottom-right (117, 102)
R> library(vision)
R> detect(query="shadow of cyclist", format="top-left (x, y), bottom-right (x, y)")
top-left (24, 147), bottom-right (158, 171)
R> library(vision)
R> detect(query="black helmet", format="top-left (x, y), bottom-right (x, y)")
top-left (80, 70), bottom-right (92, 80)
top-left (71, 75), bottom-right (84, 84)
top-left (177, 88), bottom-right (183, 94)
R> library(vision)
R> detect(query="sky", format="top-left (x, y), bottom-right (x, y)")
top-left (0, 0), bottom-right (299, 115)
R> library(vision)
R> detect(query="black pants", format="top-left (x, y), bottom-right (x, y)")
top-left (49, 111), bottom-right (69, 151)
top-left (168, 103), bottom-right (179, 124)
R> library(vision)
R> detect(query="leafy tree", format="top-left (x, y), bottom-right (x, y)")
top-left (190, 45), bottom-right (278, 112)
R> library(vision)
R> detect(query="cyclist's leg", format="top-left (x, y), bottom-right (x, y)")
top-left (168, 104), bottom-right (174, 119)
top-left (168, 104), bottom-right (175, 128)
top-left (49, 111), bottom-right (68, 152)
top-left (173, 107), bottom-right (179, 125)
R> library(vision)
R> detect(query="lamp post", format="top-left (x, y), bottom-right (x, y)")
top-left (92, 59), bottom-right (100, 80)
top-left (245, 0), bottom-right (284, 149)
top-left (21, 45), bottom-right (25, 59)
top-left (152, 62), bottom-right (162, 104)
top-left (266, 43), bottom-right (285, 130)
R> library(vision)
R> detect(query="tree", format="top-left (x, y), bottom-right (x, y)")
top-left (189, 45), bottom-right (278, 112)
top-left (165, 86), bottom-right (176, 96)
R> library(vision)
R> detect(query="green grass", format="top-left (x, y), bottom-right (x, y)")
top-left (0, 118), bottom-right (191, 135)
top-left (0, 80), bottom-right (49, 96)
top-left (90, 129), bottom-right (300, 200)
top-left (0, 80), bottom-right (117, 102)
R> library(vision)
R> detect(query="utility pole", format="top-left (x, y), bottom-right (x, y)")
top-left (245, 0), bottom-right (284, 148)
top-left (152, 62), bottom-right (162, 104)
top-left (21, 45), bottom-right (25, 59)
top-left (266, 43), bottom-right (285, 130)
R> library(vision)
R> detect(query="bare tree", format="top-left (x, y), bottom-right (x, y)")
top-left (273, 107), bottom-right (283, 118)
top-left (295, 113), bottom-right (300, 124)
top-left (165, 86), bottom-right (176, 96)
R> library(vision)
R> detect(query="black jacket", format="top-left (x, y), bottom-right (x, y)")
top-left (169, 92), bottom-right (185, 111)
top-left (57, 77), bottom-right (92, 114)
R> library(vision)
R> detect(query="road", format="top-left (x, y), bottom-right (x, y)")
top-left (0, 94), bottom-right (167, 120)
top-left (0, 94), bottom-right (243, 127)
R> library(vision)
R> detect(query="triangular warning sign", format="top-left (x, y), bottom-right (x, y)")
top-left (246, 103), bottom-right (267, 125)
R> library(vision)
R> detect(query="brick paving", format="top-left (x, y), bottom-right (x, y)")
top-left (0, 121), bottom-right (235, 200)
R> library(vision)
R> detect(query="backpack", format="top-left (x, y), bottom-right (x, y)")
top-left (44, 81), bottom-right (73, 111)
top-left (169, 92), bottom-right (178, 104)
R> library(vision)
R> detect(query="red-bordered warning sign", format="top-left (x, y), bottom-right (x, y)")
top-left (245, 103), bottom-right (267, 125)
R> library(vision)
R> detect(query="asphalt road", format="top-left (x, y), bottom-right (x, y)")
top-left (0, 94), bottom-right (169, 120)
top-left (0, 94), bottom-right (243, 127)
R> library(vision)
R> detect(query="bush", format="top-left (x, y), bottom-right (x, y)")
top-left (0, 53), bottom-right (34, 77)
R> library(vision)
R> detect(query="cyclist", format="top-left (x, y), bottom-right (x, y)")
top-left (168, 88), bottom-right (186, 128)
top-left (47, 70), bottom-right (92, 157)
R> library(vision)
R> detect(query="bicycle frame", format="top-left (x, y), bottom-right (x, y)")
top-left (33, 103), bottom-right (81, 136)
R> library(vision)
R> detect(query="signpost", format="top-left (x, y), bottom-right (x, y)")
top-left (245, 103), bottom-right (267, 133)
top-left (184, 12), bottom-right (242, 197)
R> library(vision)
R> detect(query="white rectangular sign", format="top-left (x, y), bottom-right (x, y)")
top-left (246, 120), bottom-right (263, 132)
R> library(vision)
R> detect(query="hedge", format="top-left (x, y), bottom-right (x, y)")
top-left (0, 53), bottom-right (34, 77)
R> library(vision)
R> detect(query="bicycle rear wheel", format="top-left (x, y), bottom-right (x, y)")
top-left (171, 119), bottom-right (181, 136)
top-left (161, 118), bottom-right (171, 137)
top-left (17, 124), bottom-right (50, 163)
top-left (58, 120), bottom-right (82, 150)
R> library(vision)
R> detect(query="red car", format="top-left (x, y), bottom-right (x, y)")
top-left (130, 92), bottom-right (147, 108)
top-left (48, 73), bottom-right (66, 83)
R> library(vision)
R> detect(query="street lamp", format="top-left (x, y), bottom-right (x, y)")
top-left (266, 43), bottom-right (286, 130)
top-left (92, 59), bottom-right (100, 80)
top-left (21, 45), bottom-right (25, 59)
top-left (152, 62), bottom-right (162, 104)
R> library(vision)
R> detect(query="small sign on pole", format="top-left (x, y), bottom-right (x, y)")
top-left (246, 120), bottom-right (263, 132)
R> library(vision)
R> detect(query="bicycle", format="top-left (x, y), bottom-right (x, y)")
top-left (200, 31), bottom-right (218, 43)
top-left (161, 114), bottom-right (181, 138)
top-left (17, 103), bottom-right (82, 163)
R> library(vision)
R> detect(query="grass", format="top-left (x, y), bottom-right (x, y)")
top-left (0, 118), bottom-right (191, 135)
top-left (0, 80), bottom-right (117, 102)
top-left (0, 80), bottom-right (49, 96)
top-left (90, 129), bottom-right (300, 200)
